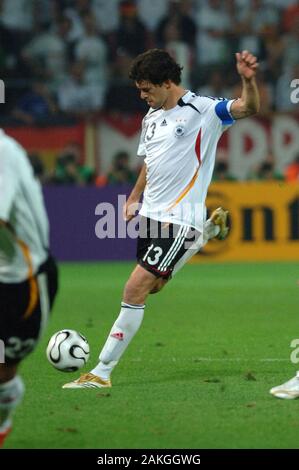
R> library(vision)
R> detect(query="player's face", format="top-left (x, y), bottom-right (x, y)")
top-left (136, 81), bottom-right (169, 109)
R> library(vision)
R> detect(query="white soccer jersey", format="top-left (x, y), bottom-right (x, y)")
top-left (0, 129), bottom-right (49, 283)
top-left (137, 91), bottom-right (235, 232)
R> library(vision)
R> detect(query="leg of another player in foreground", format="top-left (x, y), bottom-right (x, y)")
top-left (270, 372), bottom-right (299, 399)
top-left (63, 208), bottom-right (229, 389)
top-left (0, 363), bottom-right (25, 448)
top-left (0, 257), bottom-right (58, 447)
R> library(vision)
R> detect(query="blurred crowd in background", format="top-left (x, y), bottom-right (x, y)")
top-left (0, 0), bottom-right (298, 184)
top-left (29, 143), bottom-right (299, 186)
top-left (1, 0), bottom-right (299, 120)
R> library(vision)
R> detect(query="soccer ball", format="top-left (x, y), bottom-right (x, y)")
top-left (46, 329), bottom-right (90, 372)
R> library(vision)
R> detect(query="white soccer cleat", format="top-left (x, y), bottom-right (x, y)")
top-left (210, 207), bottom-right (229, 240)
top-left (62, 372), bottom-right (112, 389)
top-left (269, 371), bottom-right (299, 399)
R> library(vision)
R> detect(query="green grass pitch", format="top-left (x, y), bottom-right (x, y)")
top-left (4, 261), bottom-right (299, 449)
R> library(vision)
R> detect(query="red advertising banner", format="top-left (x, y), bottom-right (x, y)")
top-left (97, 113), bottom-right (299, 179)
top-left (3, 113), bottom-right (299, 179)
top-left (4, 124), bottom-right (85, 171)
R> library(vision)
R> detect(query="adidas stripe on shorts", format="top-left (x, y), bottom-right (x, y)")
top-left (136, 217), bottom-right (200, 279)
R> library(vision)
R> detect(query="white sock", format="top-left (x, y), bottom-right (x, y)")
top-left (0, 376), bottom-right (25, 432)
top-left (91, 302), bottom-right (145, 380)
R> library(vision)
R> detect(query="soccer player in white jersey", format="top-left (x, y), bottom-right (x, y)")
top-left (63, 49), bottom-right (259, 389)
top-left (0, 130), bottom-right (58, 446)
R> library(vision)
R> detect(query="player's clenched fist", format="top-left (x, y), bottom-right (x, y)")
top-left (235, 50), bottom-right (259, 80)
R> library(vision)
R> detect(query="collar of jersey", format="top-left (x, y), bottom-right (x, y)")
top-left (161, 90), bottom-right (192, 115)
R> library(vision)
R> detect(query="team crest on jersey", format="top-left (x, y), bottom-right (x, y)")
top-left (174, 125), bottom-right (185, 137)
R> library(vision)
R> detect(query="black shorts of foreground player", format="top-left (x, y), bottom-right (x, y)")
top-left (63, 48), bottom-right (260, 389)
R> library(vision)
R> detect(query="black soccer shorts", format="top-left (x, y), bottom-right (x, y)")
top-left (0, 255), bottom-right (58, 364)
top-left (136, 217), bottom-right (200, 279)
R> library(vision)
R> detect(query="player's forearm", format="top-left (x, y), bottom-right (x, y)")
top-left (240, 76), bottom-right (260, 114)
top-left (129, 163), bottom-right (146, 200)
top-left (232, 77), bottom-right (260, 119)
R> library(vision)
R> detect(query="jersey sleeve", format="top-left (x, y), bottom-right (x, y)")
top-left (137, 116), bottom-right (146, 157)
top-left (198, 96), bottom-right (236, 132)
top-left (0, 143), bottom-right (19, 221)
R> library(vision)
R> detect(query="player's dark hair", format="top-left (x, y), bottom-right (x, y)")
top-left (129, 49), bottom-right (183, 85)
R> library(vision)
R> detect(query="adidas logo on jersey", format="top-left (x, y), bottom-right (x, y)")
top-left (160, 119), bottom-right (167, 126)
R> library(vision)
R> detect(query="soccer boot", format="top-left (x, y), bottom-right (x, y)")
top-left (62, 372), bottom-right (112, 389)
top-left (210, 207), bottom-right (229, 240)
top-left (269, 372), bottom-right (299, 399)
top-left (0, 427), bottom-right (12, 448)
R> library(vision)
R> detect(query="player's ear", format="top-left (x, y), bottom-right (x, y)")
top-left (163, 80), bottom-right (172, 89)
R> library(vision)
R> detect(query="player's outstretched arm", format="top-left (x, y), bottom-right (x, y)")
top-left (123, 162), bottom-right (147, 221)
top-left (230, 50), bottom-right (260, 120)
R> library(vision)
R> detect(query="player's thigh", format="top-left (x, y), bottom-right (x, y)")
top-left (139, 222), bottom-right (201, 279)
top-left (149, 277), bottom-right (169, 294)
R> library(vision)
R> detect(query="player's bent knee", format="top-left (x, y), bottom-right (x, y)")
top-left (123, 266), bottom-right (157, 303)
top-left (149, 286), bottom-right (160, 294)
top-left (149, 278), bottom-right (168, 294)
top-left (124, 280), bottom-right (152, 303)
top-left (123, 281), bottom-right (141, 302)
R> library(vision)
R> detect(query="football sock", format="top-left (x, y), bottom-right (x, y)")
top-left (0, 376), bottom-right (25, 432)
top-left (91, 302), bottom-right (145, 380)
